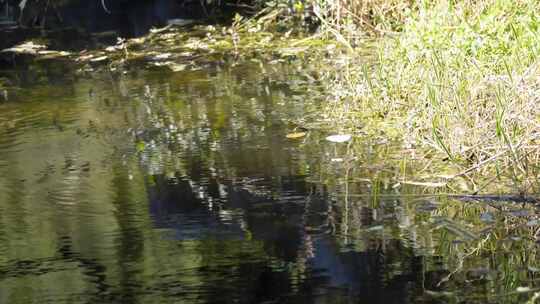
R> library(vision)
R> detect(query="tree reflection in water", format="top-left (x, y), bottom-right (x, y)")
top-left (0, 59), bottom-right (537, 304)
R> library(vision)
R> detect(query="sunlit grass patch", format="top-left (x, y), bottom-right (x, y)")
top-left (320, 0), bottom-right (540, 193)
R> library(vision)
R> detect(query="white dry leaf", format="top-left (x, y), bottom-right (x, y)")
top-left (325, 134), bottom-right (352, 143)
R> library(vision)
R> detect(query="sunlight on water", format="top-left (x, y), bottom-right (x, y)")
top-left (0, 58), bottom-right (538, 304)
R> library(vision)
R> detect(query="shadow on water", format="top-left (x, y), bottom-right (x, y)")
top-left (0, 54), bottom-right (539, 304)
top-left (0, 0), bottom-right (215, 51)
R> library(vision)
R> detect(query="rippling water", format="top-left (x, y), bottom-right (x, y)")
top-left (0, 58), bottom-right (538, 304)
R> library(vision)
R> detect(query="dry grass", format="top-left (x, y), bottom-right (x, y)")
top-left (317, 0), bottom-right (414, 32)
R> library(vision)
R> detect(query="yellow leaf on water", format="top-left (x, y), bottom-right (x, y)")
top-left (286, 132), bottom-right (306, 139)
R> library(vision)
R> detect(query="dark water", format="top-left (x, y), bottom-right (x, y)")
top-left (0, 58), bottom-right (539, 304)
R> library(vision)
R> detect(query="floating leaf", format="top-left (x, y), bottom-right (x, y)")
top-left (325, 134), bottom-right (352, 143)
top-left (286, 132), bottom-right (306, 139)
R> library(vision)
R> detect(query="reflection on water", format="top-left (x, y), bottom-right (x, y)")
top-left (0, 59), bottom-right (538, 304)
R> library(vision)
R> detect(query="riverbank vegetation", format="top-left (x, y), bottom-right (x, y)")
top-left (3, 1), bottom-right (539, 195)
top-left (311, 0), bottom-right (540, 195)
top-left (309, 2), bottom-right (540, 300)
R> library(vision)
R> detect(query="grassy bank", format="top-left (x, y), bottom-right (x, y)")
top-left (5, 0), bottom-right (540, 194)
top-left (315, 0), bottom-right (540, 194)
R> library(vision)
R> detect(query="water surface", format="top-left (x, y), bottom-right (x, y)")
top-left (0, 57), bottom-right (538, 304)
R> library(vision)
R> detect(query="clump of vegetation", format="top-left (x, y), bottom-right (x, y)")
top-left (314, 0), bottom-right (415, 37)
top-left (317, 0), bottom-right (540, 194)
